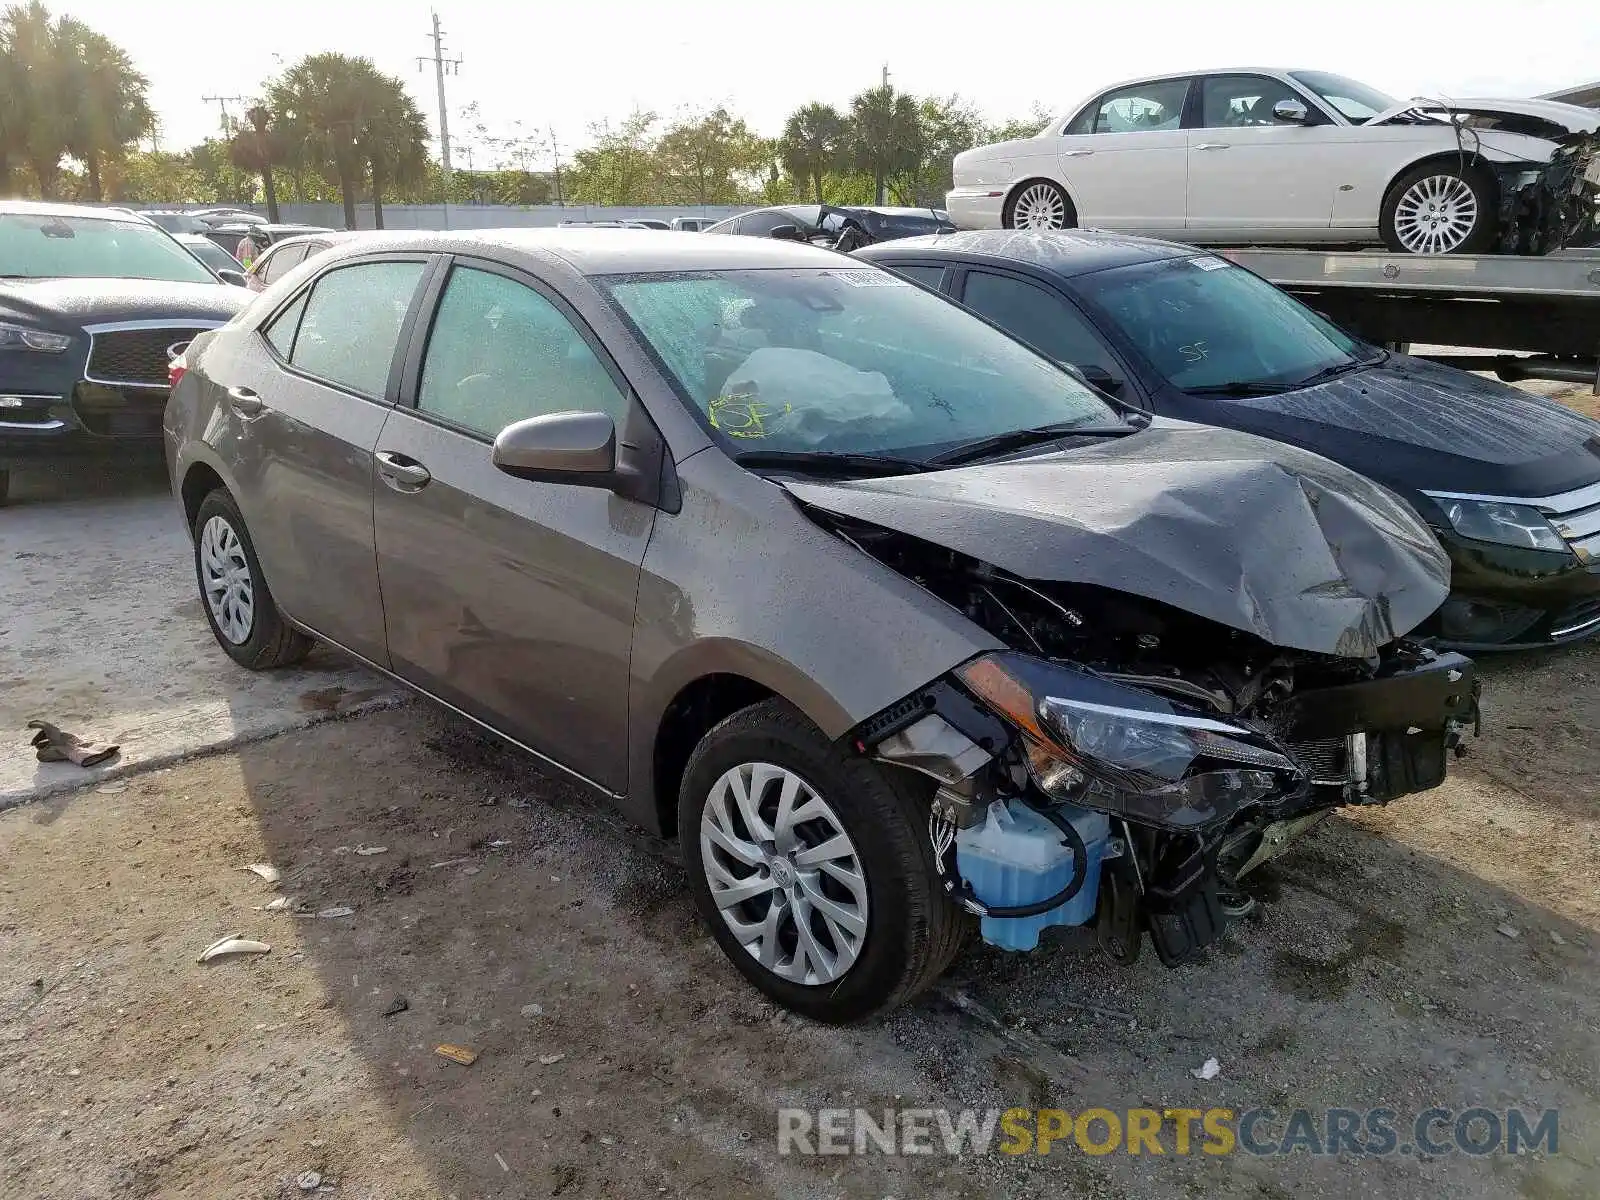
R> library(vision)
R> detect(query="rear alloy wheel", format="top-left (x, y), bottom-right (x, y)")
top-left (1004, 180), bottom-right (1073, 230)
top-left (192, 488), bottom-right (313, 670)
top-left (1382, 165), bottom-right (1495, 254)
top-left (679, 699), bottom-right (968, 1023)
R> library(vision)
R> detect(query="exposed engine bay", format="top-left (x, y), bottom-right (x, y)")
top-left (827, 510), bottom-right (1481, 968)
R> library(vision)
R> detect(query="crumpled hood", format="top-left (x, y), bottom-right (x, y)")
top-left (1367, 96), bottom-right (1600, 136)
top-left (784, 422), bottom-right (1450, 658)
top-left (1218, 354), bottom-right (1600, 497)
top-left (0, 277), bottom-right (249, 327)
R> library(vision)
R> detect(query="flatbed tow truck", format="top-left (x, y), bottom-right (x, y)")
top-left (1219, 247), bottom-right (1600, 394)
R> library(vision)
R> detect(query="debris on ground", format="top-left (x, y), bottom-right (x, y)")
top-left (295, 1169), bottom-right (322, 1191)
top-left (241, 863), bottom-right (281, 885)
top-left (1190, 1056), bottom-right (1221, 1081)
top-left (95, 781), bottom-right (127, 794)
top-left (198, 934), bottom-right (271, 963)
top-left (1497, 924), bottom-right (1520, 939)
top-left (429, 859), bottom-right (470, 869)
top-left (1550, 931), bottom-right (1567, 945)
top-left (355, 845), bottom-right (387, 856)
top-left (27, 719), bottom-right (120, 768)
top-left (434, 1044), bottom-right (478, 1066)
top-left (257, 896), bottom-right (296, 913)
top-left (382, 995), bottom-right (408, 1017)
top-left (520, 1003), bottom-right (543, 1018)
top-left (538, 1052), bottom-right (564, 1066)
top-left (317, 906), bottom-right (355, 919)
top-left (494, 1152), bottom-right (510, 1174)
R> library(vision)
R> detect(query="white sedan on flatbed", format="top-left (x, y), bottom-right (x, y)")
top-left (948, 68), bottom-right (1600, 254)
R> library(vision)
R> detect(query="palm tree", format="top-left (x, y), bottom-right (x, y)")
top-left (268, 53), bottom-right (384, 230)
top-left (0, 1), bottom-right (71, 197)
top-left (848, 85), bottom-right (923, 206)
top-left (56, 18), bottom-right (152, 201)
top-left (230, 105), bottom-right (283, 222)
top-left (358, 73), bottom-right (428, 230)
top-left (778, 102), bottom-right (846, 205)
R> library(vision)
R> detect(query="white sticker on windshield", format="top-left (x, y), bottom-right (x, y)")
top-left (1189, 255), bottom-right (1229, 271)
top-left (833, 271), bottom-right (911, 286)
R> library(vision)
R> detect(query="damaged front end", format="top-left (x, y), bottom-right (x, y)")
top-left (836, 519), bottom-right (1480, 968)
top-left (1493, 133), bottom-right (1600, 253)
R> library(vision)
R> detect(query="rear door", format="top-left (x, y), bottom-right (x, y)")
top-left (1057, 78), bottom-right (1191, 235)
top-left (372, 258), bottom-right (656, 791)
top-left (211, 255), bottom-right (434, 664)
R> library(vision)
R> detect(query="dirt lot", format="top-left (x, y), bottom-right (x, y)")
top-left (3, 390), bottom-right (1600, 1200)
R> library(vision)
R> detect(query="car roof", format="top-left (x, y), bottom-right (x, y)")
top-left (313, 227), bottom-right (856, 274)
top-left (857, 229), bottom-right (1200, 280)
top-left (0, 200), bottom-right (152, 223)
top-left (213, 221), bottom-right (333, 234)
top-left (264, 230), bottom-right (363, 250)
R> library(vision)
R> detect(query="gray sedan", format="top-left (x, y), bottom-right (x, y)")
top-left (165, 230), bottom-right (1475, 1020)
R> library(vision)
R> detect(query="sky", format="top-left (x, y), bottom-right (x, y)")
top-left (58, 0), bottom-right (1600, 169)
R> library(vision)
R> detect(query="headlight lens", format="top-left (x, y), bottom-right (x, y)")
top-left (0, 321), bottom-right (71, 353)
top-left (957, 652), bottom-right (1303, 831)
top-left (1435, 497), bottom-right (1566, 553)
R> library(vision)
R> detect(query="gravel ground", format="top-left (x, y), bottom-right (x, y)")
top-left (1, 388), bottom-right (1598, 1199)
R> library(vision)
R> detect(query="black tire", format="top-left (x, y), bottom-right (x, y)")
top-left (1002, 179), bottom-right (1076, 231)
top-left (679, 698), bottom-right (969, 1023)
top-left (1380, 161), bottom-right (1497, 255)
top-left (192, 487), bottom-right (313, 670)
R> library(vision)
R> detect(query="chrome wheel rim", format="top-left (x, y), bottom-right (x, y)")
top-left (1393, 175), bottom-right (1478, 253)
top-left (699, 762), bottom-right (869, 986)
top-left (1012, 183), bottom-right (1067, 229)
top-left (199, 515), bottom-right (254, 645)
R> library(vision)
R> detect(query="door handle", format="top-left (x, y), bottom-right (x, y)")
top-left (1194, 142), bottom-right (1231, 151)
top-left (226, 385), bottom-right (265, 417)
top-left (375, 450), bottom-right (432, 491)
top-left (1061, 149), bottom-right (1094, 157)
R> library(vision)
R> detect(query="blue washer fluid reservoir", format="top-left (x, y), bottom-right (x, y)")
top-left (955, 798), bottom-right (1110, 952)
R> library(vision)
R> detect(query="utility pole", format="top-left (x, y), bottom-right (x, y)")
top-left (881, 63), bottom-right (889, 88)
top-left (417, 11), bottom-right (463, 227)
top-left (549, 126), bottom-right (563, 207)
top-left (202, 94), bottom-right (247, 136)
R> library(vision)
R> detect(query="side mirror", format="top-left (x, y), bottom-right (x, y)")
top-left (1272, 98), bottom-right (1309, 124)
top-left (1068, 362), bottom-right (1125, 396)
top-left (217, 268), bottom-right (248, 287)
top-left (492, 411), bottom-right (617, 486)
top-left (768, 223), bottom-right (803, 241)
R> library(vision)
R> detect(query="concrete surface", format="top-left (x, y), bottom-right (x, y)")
top-left (0, 464), bottom-right (404, 808)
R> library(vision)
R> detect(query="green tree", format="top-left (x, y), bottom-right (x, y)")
top-left (268, 52), bottom-right (385, 229)
top-left (359, 73), bottom-right (429, 229)
top-left (894, 95), bottom-right (986, 208)
top-left (56, 17), bottom-right (152, 200)
top-left (656, 107), bottom-right (766, 205)
top-left (777, 102), bottom-right (847, 205)
top-left (189, 138), bottom-right (257, 205)
top-left (985, 104), bottom-right (1054, 144)
top-left (1, 2), bottom-right (72, 197)
top-left (567, 110), bottom-right (660, 205)
top-left (847, 84), bottom-right (923, 205)
top-left (230, 104), bottom-right (284, 221)
top-left (106, 148), bottom-right (202, 203)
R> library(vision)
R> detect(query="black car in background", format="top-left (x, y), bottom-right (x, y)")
top-left (705, 203), bottom-right (956, 250)
top-left (857, 230), bottom-right (1600, 649)
top-left (0, 201), bottom-right (251, 502)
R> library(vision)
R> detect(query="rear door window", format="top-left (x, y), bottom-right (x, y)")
top-left (959, 270), bottom-right (1120, 375)
top-left (1088, 79), bottom-right (1191, 134)
top-left (882, 262), bottom-right (946, 290)
top-left (288, 261), bottom-right (427, 398)
top-left (259, 243), bottom-right (308, 284)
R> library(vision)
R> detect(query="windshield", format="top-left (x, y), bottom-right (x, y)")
top-left (1289, 71), bottom-right (1397, 123)
top-left (0, 213), bottom-right (219, 283)
top-left (1077, 256), bottom-right (1363, 392)
top-left (601, 267), bottom-right (1117, 459)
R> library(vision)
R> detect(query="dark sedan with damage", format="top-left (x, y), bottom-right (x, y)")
top-left (704, 204), bottom-right (956, 250)
top-left (0, 201), bottom-right (251, 501)
top-left (858, 230), bottom-right (1600, 649)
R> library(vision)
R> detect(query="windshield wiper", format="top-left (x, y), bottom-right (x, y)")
top-left (1290, 358), bottom-right (1370, 388)
top-left (1181, 380), bottom-right (1295, 398)
top-left (732, 449), bottom-right (929, 477)
top-left (926, 420), bottom-right (1134, 467)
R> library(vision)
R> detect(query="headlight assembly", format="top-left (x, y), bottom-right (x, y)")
top-left (956, 652), bottom-right (1304, 831)
top-left (0, 321), bottom-right (71, 353)
top-left (1429, 496), bottom-right (1566, 553)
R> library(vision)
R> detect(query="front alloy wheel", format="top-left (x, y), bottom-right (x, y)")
top-left (679, 699), bottom-right (968, 1022)
top-left (700, 762), bottom-right (869, 985)
top-left (1392, 174), bottom-right (1479, 253)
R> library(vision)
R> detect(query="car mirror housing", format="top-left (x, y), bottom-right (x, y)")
top-left (1064, 362), bottom-right (1125, 396)
top-left (493, 410), bottom-right (618, 484)
top-left (768, 223), bottom-right (803, 241)
top-left (217, 269), bottom-right (248, 287)
top-left (1273, 99), bottom-right (1309, 124)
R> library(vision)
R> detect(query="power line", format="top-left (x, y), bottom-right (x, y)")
top-left (202, 94), bottom-right (248, 135)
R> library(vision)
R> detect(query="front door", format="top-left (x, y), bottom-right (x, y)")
top-left (372, 259), bottom-right (655, 792)
top-left (215, 257), bottom-right (431, 664)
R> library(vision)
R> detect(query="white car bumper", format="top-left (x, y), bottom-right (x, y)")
top-left (945, 187), bottom-right (1007, 230)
